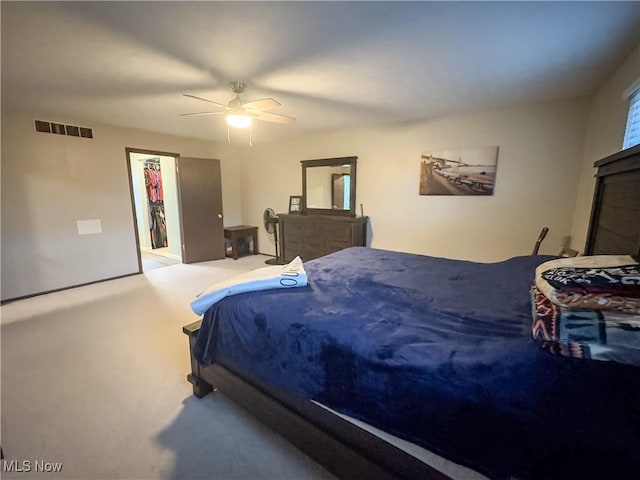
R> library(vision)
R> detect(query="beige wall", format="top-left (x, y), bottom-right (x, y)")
top-left (1, 109), bottom-right (241, 300)
top-left (239, 98), bottom-right (591, 262)
top-left (570, 44), bottom-right (640, 252)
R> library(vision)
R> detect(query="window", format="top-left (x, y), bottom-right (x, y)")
top-left (623, 88), bottom-right (640, 149)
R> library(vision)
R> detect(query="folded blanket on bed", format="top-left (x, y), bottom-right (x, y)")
top-left (531, 286), bottom-right (640, 366)
top-left (535, 255), bottom-right (640, 314)
top-left (190, 256), bottom-right (307, 315)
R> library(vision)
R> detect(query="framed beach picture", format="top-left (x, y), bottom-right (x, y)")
top-left (419, 146), bottom-right (499, 195)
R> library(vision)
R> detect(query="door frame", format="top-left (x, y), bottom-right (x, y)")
top-left (125, 147), bottom-right (180, 273)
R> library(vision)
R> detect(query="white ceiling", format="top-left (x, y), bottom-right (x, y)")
top-left (2, 1), bottom-right (640, 144)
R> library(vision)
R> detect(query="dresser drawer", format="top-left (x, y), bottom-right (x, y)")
top-left (279, 214), bottom-right (367, 262)
top-left (317, 222), bottom-right (354, 242)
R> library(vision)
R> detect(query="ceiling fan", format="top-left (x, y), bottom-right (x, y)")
top-left (181, 81), bottom-right (296, 129)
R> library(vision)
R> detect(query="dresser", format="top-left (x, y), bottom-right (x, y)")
top-left (279, 214), bottom-right (368, 262)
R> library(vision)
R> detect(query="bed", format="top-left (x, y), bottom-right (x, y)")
top-left (183, 145), bottom-right (640, 480)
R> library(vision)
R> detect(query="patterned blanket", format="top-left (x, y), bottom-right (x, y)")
top-left (535, 255), bottom-right (640, 314)
top-left (531, 286), bottom-right (640, 366)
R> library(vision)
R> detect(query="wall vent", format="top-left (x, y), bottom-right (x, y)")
top-left (34, 120), bottom-right (51, 133)
top-left (34, 120), bottom-right (93, 139)
top-left (79, 127), bottom-right (93, 138)
top-left (51, 122), bottom-right (65, 135)
top-left (65, 125), bottom-right (80, 137)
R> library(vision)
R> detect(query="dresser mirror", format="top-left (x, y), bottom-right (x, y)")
top-left (301, 156), bottom-right (357, 216)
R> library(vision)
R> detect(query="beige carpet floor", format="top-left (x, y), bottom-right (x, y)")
top-left (1, 255), bottom-right (334, 479)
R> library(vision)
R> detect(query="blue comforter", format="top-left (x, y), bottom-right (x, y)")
top-left (193, 247), bottom-right (640, 479)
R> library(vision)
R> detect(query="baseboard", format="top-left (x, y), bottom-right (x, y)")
top-left (1, 272), bottom-right (140, 304)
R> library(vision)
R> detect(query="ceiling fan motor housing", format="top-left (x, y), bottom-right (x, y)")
top-left (229, 81), bottom-right (246, 109)
top-left (229, 81), bottom-right (246, 94)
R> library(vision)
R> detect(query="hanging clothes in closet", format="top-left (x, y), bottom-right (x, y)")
top-left (143, 159), bottom-right (168, 249)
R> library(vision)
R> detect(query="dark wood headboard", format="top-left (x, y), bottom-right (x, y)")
top-left (584, 144), bottom-right (640, 255)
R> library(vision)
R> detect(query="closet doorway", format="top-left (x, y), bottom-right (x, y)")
top-left (127, 149), bottom-right (182, 272)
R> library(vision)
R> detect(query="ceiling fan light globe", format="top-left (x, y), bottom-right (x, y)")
top-left (227, 114), bottom-right (252, 129)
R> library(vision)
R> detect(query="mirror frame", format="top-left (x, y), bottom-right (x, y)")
top-left (301, 156), bottom-right (357, 216)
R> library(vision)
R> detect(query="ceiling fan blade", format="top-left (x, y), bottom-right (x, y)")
top-left (241, 98), bottom-right (281, 113)
top-left (254, 111), bottom-right (296, 124)
top-left (183, 93), bottom-right (229, 110)
top-left (179, 111), bottom-right (226, 117)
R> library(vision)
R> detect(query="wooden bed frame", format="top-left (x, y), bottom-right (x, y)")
top-left (183, 144), bottom-right (640, 480)
top-left (183, 320), bottom-right (449, 480)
